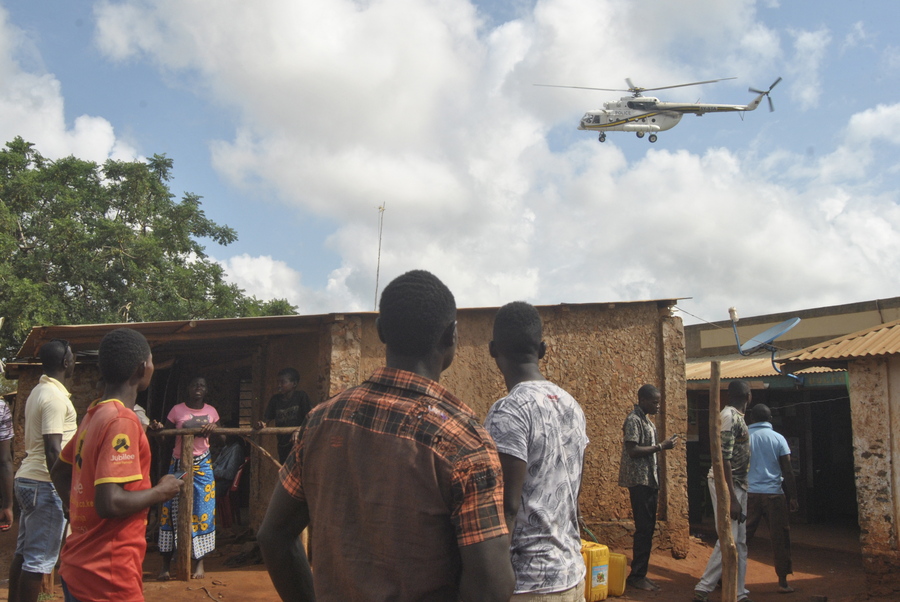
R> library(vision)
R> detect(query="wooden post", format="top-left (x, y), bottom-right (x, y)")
top-left (175, 434), bottom-right (195, 581)
top-left (709, 362), bottom-right (738, 602)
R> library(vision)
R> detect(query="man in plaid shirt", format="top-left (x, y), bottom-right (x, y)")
top-left (259, 270), bottom-right (514, 601)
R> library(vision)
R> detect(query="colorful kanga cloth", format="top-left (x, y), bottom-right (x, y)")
top-left (158, 451), bottom-right (216, 558)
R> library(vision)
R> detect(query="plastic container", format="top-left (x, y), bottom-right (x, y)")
top-left (607, 552), bottom-right (627, 597)
top-left (581, 540), bottom-right (609, 601)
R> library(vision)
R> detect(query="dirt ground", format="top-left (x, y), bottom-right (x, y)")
top-left (0, 521), bottom-right (893, 602)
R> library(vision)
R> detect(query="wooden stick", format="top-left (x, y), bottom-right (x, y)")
top-left (241, 435), bottom-right (282, 470)
top-left (709, 362), bottom-right (738, 602)
top-left (149, 427), bottom-right (299, 436)
top-left (175, 434), bottom-right (195, 582)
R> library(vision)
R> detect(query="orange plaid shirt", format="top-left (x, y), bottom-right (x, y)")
top-left (278, 367), bottom-right (507, 600)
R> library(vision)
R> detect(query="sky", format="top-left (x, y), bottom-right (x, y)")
top-left (2, 0), bottom-right (899, 327)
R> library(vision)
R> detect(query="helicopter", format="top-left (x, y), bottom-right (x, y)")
top-left (536, 76), bottom-right (781, 143)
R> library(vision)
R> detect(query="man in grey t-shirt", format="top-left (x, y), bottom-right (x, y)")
top-left (485, 302), bottom-right (589, 600)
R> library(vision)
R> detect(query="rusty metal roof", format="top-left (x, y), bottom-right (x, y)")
top-left (781, 317), bottom-right (900, 366)
top-left (686, 357), bottom-right (839, 381)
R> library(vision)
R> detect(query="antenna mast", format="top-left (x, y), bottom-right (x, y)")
top-left (374, 203), bottom-right (386, 310)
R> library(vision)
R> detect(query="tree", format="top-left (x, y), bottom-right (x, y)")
top-left (0, 137), bottom-right (296, 361)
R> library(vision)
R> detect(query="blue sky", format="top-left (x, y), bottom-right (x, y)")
top-left (2, 0), bottom-right (899, 324)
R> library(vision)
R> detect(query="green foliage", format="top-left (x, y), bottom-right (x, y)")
top-left (0, 137), bottom-right (297, 360)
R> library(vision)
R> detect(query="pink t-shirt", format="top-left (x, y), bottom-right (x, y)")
top-left (167, 403), bottom-right (220, 459)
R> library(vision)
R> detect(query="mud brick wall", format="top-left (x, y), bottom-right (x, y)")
top-left (847, 357), bottom-right (900, 597)
top-left (332, 302), bottom-right (689, 556)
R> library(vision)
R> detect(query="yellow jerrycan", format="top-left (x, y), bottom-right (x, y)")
top-left (581, 540), bottom-right (609, 601)
top-left (607, 552), bottom-right (627, 596)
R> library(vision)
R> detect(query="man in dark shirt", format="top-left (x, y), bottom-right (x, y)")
top-left (258, 270), bottom-right (514, 602)
top-left (257, 368), bottom-right (311, 463)
top-left (618, 384), bottom-right (678, 591)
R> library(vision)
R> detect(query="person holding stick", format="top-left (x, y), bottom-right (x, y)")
top-left (694, 380), bottom-right (752, 602)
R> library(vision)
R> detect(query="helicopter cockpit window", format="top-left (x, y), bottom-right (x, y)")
top-left (582, 113), bottom-right (601, 124)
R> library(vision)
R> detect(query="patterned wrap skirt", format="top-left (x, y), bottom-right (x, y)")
top-left (158, 451), bottom-right (216, 559)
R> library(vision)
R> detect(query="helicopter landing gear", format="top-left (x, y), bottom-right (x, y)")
top-left (649, 134), bottom-right (658, 143)
top-left (598, 133), bottom-right (606, 143)
top-left (636, 132), bottom-right (645, 139)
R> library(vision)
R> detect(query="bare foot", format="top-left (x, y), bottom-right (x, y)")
top-left (191, 558), bottom-right (206, 579)
top-left (157, 570), bottom-right (171, 581)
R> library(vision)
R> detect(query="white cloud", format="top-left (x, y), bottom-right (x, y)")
top-left (786, 27), bottom-right (831, 110)
top-left (0, 6), bottom-right (136, 162)
top-left (78, 0), bottom-right (900, 326)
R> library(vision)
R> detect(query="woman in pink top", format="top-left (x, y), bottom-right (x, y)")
top-left (153, 376), bottom-right (219, 580)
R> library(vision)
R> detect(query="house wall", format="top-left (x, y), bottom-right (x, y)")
top-left (847, 356), bottom-right (900, 597)
top-left (328, 302), bottom-right (689, 555)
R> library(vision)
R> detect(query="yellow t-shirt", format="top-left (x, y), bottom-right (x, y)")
top-left (15, 375), bottom-right (77, 482)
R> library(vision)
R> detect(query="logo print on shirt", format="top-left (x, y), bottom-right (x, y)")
top-left (113, 434), bottom-right (131, 452)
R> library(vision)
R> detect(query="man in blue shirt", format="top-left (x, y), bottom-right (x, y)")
top-left (746, 404), bottom-right (799, 594)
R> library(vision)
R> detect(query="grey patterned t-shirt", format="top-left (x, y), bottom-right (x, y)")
top-left (485, 380), bottom-right (589, 594)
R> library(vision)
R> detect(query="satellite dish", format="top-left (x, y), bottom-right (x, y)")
top-left (739, 318), bottom-right (801, 354)
top-left (729, 309), bottom-right (803, 385)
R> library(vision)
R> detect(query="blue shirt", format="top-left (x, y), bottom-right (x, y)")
top-left (748, 421), bottom-right (791, 494)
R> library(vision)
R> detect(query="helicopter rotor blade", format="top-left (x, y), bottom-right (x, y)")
top-left (768, 95), bottom-right (775, 112)
top-left (625, 78), bottom-right (637, 90)
top-left (748, 87), bottom-right (766, 95)
top-left (533, 83), bottom-right (631, 92)
top-left (637, 77), bottom-right (737, 93)
top-left (769, 76), bottom-right (783, 91)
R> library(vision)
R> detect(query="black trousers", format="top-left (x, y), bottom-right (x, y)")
top-left (628, 485), bottom-right (659, 579)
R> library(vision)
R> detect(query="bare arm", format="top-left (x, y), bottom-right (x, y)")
top-left (779, 454), bottom-right (799, 512)
top-left (458, 535), bottom-right (515, 602)
top-left (497, 453), bottom-right (526, 534)
top-left (95, 475), bottom-right (183, 519)
top-left (258, 485), bottom-right (315, 601)
top-left (1, 439), bottom-right (15, 526)
top-left (721, 457), bottom-right (742, 521)
top-left (625, 434), bottom-right (678, 459)
top-left (43, 433), bottom-right (63, 474)
top-left (50, 458), bottom-right (73, 516)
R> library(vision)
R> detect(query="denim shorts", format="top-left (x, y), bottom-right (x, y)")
top-left (14, 478), bottom-right (67, 574)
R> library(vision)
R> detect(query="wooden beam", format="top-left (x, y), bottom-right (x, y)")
top-left (709, 361), bottom-right (738, 602)
top-left (175, 434), bottom-right (195, 582)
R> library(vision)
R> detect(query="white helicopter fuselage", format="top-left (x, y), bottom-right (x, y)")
top-left (577, 93), bottom-right (766, 134)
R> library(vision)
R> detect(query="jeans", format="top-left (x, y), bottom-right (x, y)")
top-left (696, 476), bottom-right (749, 599)
top-left (628, 485), bottom-right (658, 580)
top-left (14, 478), bottom-right (67, 574)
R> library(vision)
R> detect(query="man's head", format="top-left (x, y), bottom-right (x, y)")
top-left (727, 380), bottom-right (752, 410)
top-left (637, 384), bottom-right (661, 415)
top-left (98, 328), bottom-right (153, 389)
top-left (747, 403), bottom-right (772, 424)
top-left (490, 302), bottom-right (545, 363)
top-left (377, 270), bottom-right (457, 367)
top-left (40, 338), bottom-right (75, 379)
top-left (276, 367), bottom-right (300, 394)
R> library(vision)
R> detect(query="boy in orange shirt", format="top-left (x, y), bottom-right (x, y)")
top-left (52, 328), bottom-right (183, 601)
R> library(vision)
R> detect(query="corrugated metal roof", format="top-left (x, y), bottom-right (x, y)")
top-left (783, 317), bottom-right (900, 363)
top-left (686, 357), bottom-right (839, 381)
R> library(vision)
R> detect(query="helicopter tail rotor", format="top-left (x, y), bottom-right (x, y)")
top-left (749, 77), bottom-right (781, 112)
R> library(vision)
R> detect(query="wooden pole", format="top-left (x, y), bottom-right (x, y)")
top-left (175, 434), bottom-right (195, 582)
top-left (709, 362), bottom-right (738, 602)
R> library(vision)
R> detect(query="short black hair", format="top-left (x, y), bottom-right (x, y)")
top-left (39, 339), bottom-right (69, 372)
top-left (748, 403), bottom-right (772, 423)
top-left (492, 302), bottom-right (542, 357)
top-left (277, 368), bottom-right (300, 383)
top-left (98, 328), bottom-right (151, 385)
top-left (378, 270), bottom-right (456, 357)
top-left (727, 380), bottom-right (751, 401)
top-left (638, 384), bottom-right (660, 401)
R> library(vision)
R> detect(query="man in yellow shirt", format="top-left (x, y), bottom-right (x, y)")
top-left (9, 339), bottom-right (76, 602)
